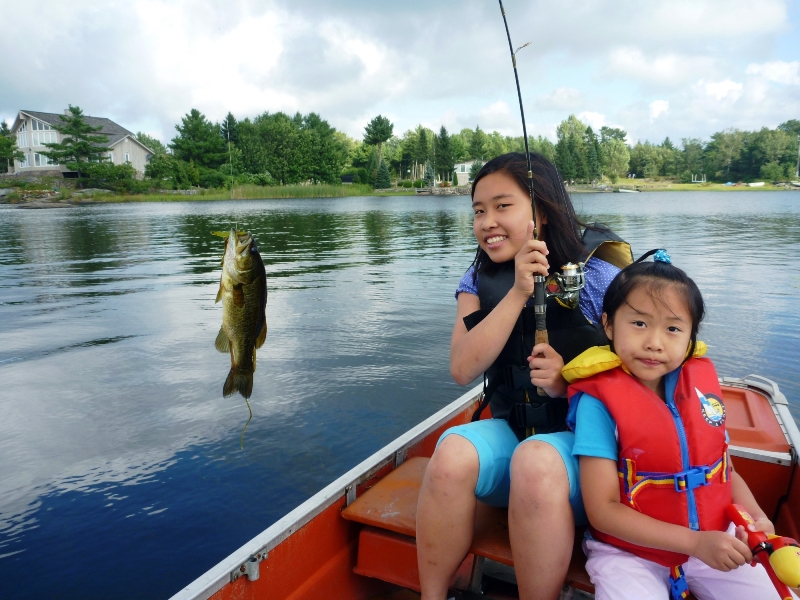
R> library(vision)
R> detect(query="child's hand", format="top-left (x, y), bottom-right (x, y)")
top-left (528, 344), bottom-right (567, 398)
top-left (734, 516), bottom-right (775, 547)
top-left (691, 530), bottom-right (753, 571)
top-left (512, 221), bottom-right (549, 299)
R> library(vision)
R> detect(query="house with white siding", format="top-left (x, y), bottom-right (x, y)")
top-left (9, 110), bottom-right (154, 177)
top-left (453, 160), bottom-right (478, 186)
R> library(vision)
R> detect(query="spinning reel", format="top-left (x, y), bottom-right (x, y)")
top-left (536, 261), bottom-right (586, 311)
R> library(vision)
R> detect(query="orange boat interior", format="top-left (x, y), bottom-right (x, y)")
top-left (209, 384), bottom-right (799, 600)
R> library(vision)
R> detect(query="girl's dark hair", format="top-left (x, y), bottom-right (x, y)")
top-left (602, 250), bottom-right (705, 359)
top-left (470, 152), bottom-right (589, 281)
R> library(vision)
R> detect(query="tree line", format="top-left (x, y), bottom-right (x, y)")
top-left (2, 106), bottom-right (798, 190)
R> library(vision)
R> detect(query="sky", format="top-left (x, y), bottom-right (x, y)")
top-left (1, 0), bottom-right (798, 146)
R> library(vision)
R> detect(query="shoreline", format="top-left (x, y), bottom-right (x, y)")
top-left (1, 181), bottom-right (797, 207)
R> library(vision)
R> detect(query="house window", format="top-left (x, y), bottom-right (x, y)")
top-left (125, 153), bottom-right (130, 163)
top-left (32, 119), bottom-right (53, 131)
top-left (19, 153), bottom-right (30, 168)
top-left (34, 153), bottom-right (56, 167)
top-left (18, 121), bottom-right (27, 132)
top-left (17, 132), bottom-right (29, 147)
top-left (32, 131), bottom-right (57, 146)
top-left (461, 165), bottom-right (466, 172)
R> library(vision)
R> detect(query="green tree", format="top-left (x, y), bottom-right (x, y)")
top-left (469, 125), bottom-right (487, 160)
top-left (364, 115), bottom-right (394, 165)
top-left (135, 132), bottom-right (167, 155)
top-left (0, 121), bottom-right (24, 172)
top-left (778, 120), bottom-right (800, 138)
top-left (170, 108), bottom-right (227, 170)
top-left (555, 137), bottom-right (576, 182)
top-left (602, 139), bottom-right (630, 183)
top-left (375, 160), bottom-right (391, 189)
top-left (41, 105), bottom-right (111, 180)
top-left (435, 126), bottom-right (454, 181)
top-left (680, 138), bottom-right (705, 177)
top-left (600, 126), bottom-right (627, 144)
top-left (556, 115), bottom-right (588, 181)
top-left (760, 162), bottom-right (785, 181)
top-left (468, 160), bottom-right (484, 182)
top-left (221, 112), bottom-right (239, 146)
top-left (585, 127), bottom-right (601, 181)
top-left (704, 129), bottom-right (745, 181)
top-left (424, 160), bottom-right (435, 187)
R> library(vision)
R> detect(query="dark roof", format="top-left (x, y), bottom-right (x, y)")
top-left (20, 110), bottom-right (138, 148)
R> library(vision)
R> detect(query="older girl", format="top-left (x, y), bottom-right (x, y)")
top-left (417, 152), bottom-right (631, 600)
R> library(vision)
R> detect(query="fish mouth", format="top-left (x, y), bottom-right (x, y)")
top-left (230, 228), bottom-right (253, 258)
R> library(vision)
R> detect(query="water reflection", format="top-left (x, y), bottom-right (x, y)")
top-left (0, 192), bottom-right (798, 599)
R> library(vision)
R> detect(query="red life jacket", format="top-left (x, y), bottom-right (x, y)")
top-left (569, 357), bottom-right (731, 566)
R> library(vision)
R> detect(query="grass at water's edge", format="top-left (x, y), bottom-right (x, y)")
top-left (569, 182), bottom-right (798, 193)
top-left (78, 184), bottom-right (418, 203)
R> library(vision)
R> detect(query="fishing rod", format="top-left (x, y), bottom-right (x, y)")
top-left (498, 1), bottom-right (586, 403)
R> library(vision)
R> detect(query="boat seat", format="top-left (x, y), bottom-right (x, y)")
top-left (341, 456), bottom-right (594, 594)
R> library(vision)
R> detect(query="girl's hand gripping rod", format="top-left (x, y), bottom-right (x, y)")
top-left (725, 504), bottom-right (800, 599)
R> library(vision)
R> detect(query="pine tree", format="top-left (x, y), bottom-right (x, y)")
top-left (375, 160), bottom-right (391, 189)
top-left (364, 115), bottom-right (394, 165)
top-left (221, 112), bottom-right (239, 146)
top-left (555, 138), bottom-right (576, 182)
top-left (468, 160), bottom-right (483, 182)
top-left (585, 127), bottom-right (601, 182)
top-left (0, 121), bottom-right (24, 172)
top-left (424, 160), bottom-right (435, 187)
top-left (170, 109), bottom-right (227, 170)
top-left (41, 105), bottom-right (111, 178)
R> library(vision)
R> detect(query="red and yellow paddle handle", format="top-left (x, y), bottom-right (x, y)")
top-left (726, 504), bottom-right (800, 599)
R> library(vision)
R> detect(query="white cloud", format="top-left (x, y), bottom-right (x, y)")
top-left (577, 112), bottom-right (607, 131)
top-left (606, 48), bottom-right (716, 86)
top-left (745, 61), bottom-right (800, 85)
top-left (696, 79), bottom-right (744, 102)
top-left (535, 87), bottom-right (583, 110)
top-left (649, 100), bottom-right (669, 120)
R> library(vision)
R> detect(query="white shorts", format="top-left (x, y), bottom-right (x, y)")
top-left (583, 525), bottom-right (798, 600)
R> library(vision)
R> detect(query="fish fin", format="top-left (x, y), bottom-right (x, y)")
top-left (253, 349), bottom-right (257, 373)
top-left (215, 282), bottom-right (225, 304)
top-left (255, 320), bottom-right (267, 349)
top-left (215, 328), bottom-right (230, 353)
top-left (223, 368), bottom-right (253, 399)
top-left (232, 284), bottom-right (244, 307)
top-left (211, 231), bottom-right (229, 238)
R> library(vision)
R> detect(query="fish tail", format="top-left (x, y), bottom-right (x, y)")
top-left (223, 368), bottom-right (253, 399)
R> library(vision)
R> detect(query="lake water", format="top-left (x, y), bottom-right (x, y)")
top-left (1, 192), bottom-right (799, 599)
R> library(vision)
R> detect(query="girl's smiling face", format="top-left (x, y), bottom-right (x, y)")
top-left (603, 285), bottom-right (693, 398)
top-left (472, 171), bottom-right (537, 263)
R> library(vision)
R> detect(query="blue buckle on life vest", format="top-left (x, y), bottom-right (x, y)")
top-left (674, 466), bottom-right (711, 493)
top-left (669, 565), bottom-right (690, 599)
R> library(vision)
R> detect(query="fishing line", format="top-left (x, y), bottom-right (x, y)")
top-left (240, 398), bottom-right (252, 449)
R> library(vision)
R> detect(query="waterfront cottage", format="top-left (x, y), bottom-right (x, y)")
top-left (453, 159), bottom-right (478, 186)
top-left (8, 110), bottom-right (154, 177)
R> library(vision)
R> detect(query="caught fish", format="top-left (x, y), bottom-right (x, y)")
top-left (214, 229), bottom-right (267, 399)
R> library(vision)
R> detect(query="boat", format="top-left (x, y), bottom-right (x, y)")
top-left (616, 187), bottom-right (640, 193)
top-left (170, 374), bottom-right (800, 600)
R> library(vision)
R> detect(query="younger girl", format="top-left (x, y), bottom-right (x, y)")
top-left (565, 250), bottom-right (790, 600)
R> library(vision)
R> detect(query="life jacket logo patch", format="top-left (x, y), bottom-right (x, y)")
top-left (696, 388), bottom-right (725, 426)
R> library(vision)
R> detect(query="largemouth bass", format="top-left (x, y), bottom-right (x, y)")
top-left (214, 229), bottom-right (267, 399)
